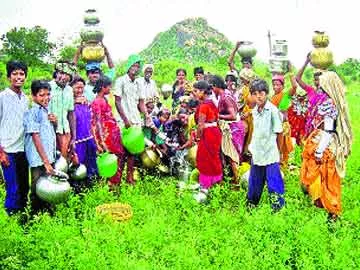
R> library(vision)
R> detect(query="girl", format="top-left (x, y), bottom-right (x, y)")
top-left (91, 76), bottom-right (127, 187)
top-left (193, 80), bottom-right (222, 192)
top-left (70, 77), bottom-right (98, 188)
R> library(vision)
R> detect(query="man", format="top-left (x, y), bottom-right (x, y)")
top-left (49, 61), bottom-right (77, 159)
top-left (136, 64), bottom-right (160, 116)
top-left (73, 43), bottom-right (116, 103)
top-left (114, 54), bottom-right (151, 183)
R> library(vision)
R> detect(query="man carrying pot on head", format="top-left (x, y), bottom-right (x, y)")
top-left (136, 64), bottom-right (160, 117)
top-left (114, 54), bottom-right (151, 184)
top-left (49, 61), bottom-right (77, 160)
top-left (73, 43), bottom-right (116, 103)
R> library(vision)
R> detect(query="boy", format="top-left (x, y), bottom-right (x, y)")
top-left (0, 61), bottom-right (29, 215)
top-left (24, 80), bottom-right (57, 212)
top-left (247, 79), bottom-right (285, 211)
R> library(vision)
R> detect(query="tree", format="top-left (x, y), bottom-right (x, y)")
top-left (1, 26), bottom-right (55, 66)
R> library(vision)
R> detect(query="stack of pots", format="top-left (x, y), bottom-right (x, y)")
top-left (80, 9), bottom-right (105, 62)
top-left (310, 31), bottom-right (333, 70)
top-left (269, 40), bottom-right (289, 74)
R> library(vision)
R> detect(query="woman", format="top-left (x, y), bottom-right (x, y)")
top-left (171, 68), bottom-right (192, 114)
top-left (270, 73), bottom-right (297, 167)
top-left (209, 75), bottom-right (245, 185)
top-left (238, 68), bottom-right (256, 158)
top-left (70, 77), bottom-right (98, 188)
top-left (193, 80), bottom-right (223, 191)
top-left (91, 76), bottom-right (127, 187)
top-left (300, 71), bottom-right (352, 219)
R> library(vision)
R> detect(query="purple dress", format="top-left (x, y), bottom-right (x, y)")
top-left (74, 103), bottom-right (98, 178)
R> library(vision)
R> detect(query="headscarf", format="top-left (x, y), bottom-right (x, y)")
top-left (319, 71), bottom-right (353, 177)
top-left (125, 54), bottom-right (143, 73)
top-left (272, 74), bottom-right (285, 85)
top-left (239, 68), bottom-right (256, 83)
top-left (143, 64), bottom-right (154, 73)
top-left (86, 62), bottom-right (101, 71)
top-left (55, 61), bottom-right (76, 75)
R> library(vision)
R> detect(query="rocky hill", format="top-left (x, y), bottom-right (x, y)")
top-left (139, 17), bottom-right (233, 64)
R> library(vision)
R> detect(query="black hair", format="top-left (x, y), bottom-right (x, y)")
top-left (314, 71), bottom-right (322, 77)
top-left (176, 68), bottom-right (187, 76)
top-left (31, 80), bottom-right (51, 96)
top-left (177, 108), bottom-right (188, 116)
top-left (70, 76), bottom-right (86, 87)
top-left (193, 66), bottom-right (204, 76)
top-left (52, 70), bottom-right (58, 79)
top-left (188, 99), bottom-right (199, 108)
top-left (6, 60), bottom-right (28, 78)
top-left (241, 57), bottom-right (253, 65)
top-left (207, 75), bottom-right (226, 90)
top-left (250, 79), bottom-right (269, 94)
top-left (193, 80), bottom-right (212, 96)
top-left (158, 109), bottom-right (171, 118)
top-left (93, 76), bottom-right (112, 94)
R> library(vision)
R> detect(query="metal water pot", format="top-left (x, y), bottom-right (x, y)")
top-left (178, 165), bottom-right (192, 182)
top-left (269, 56), bottom-right (289, 74)
top-left (237, 41), bottom-right (257, 58)
top-left (54, 155), bottom-right (68, 173)
top-left (36, 171), bottom-right (71, 204)
top-left (272, 40), bottom-right (288, 56)
top-left (69, 163), bottom-right (87, 181)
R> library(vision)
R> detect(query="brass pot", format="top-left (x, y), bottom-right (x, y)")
top-left (82, 42), bottom-right (105, 62)
top-left (140, 148), bottom-right (160, 168)
top-left (158, 163), bottom-right (169, 174)
top-left (310, 48), bottom-right (333, 70)
top-left (312, 31), bottom-right (329, 48)
top-left (186, 145), bottom-right (197, 168)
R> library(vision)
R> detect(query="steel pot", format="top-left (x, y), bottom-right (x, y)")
top-left (54, 155), bottom-right (68, 173)
top-left (272, 40), bottom-right (288, 56)
top-left (269, 56), bottom-right (289, 74)
top-left (140, 148), bottom-right (160, 168)
top-left (69, 163), bottom-right (87, 181)
top-left (84, 9), bottom-right (100, 25)
top-left (36, 170), bottom-right (71, 204)
top-left (237, 41), bottom-right (257, 58)
top-left (178, 165), bottom-right (192, 182)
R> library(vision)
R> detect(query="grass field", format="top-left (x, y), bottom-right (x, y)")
top-left (0, 84), bottom-right (359, 270)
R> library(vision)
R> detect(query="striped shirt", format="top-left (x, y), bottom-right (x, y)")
top-left (0, 88), bottom-right (29, 153)
top-left (48, 80), bottom-right (74, 134)
top-left (24, 103), bottom-right (56, 167)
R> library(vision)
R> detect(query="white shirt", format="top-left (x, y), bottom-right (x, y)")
top-left (249, 101), bottom-right (283, 166)
top-left (136, 77), bottom-right (158, 99)
top-left (0, 88), bottom-right (29, 153)
top-left (114, 74), bottom-right (145, 125)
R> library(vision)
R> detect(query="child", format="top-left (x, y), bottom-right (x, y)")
top-left (70, 77), bottom-right (98, 188)
top-left (247, 79), bottom-right (285, 211)
top-left (24, 80), bottom-right (57, 213)
top-left (91, 76), bottom-right (127, 187)
top-left (0, 61), bottom-right (30, 215)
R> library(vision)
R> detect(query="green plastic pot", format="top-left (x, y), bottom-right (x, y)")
top-left (96, 152), bottom-right (118, 178)
top-left (122, 126), bottom-right (145, 154)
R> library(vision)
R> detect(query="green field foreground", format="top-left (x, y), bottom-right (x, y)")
top-left (0, 84), bottom-right (359, 270)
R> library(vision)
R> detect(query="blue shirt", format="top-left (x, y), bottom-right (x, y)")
top-left (24, 103), bottom-right (56, 168)
top-left (249, 100), bottom-right (283, 166)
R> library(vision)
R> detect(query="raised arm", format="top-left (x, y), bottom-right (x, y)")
top-left (288, 62), bottom-right (297, 96)
top-left (228, 41), bottom-right (242, 72)
top-left (295, 53), bottom-right (311, 90)
top-left (103, 43), bottom-right (114, 69)
top-left (72, 43), bottom-right (84, 66)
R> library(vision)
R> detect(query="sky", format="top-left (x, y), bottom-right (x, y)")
top-left (0, 0), bottom-right (359, 67)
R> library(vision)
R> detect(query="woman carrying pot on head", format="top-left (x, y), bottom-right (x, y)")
top-left (270, 66), bottom-right (297, 168)
top-left (300, 71), bottom-right (352, 220)
top-left (209, 75), bottom-right (246, 186)
top-left (238, 68), bottom-right (257, 159)
top-left (90, 76), bottom-right (126, 188)
top-left (193, 80), bottom-right (223, 193)
top-left (171, 68), bottom-right (193, 114)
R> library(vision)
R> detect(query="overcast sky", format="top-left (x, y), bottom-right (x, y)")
top-left (0, 0), bottom-right (359, 67)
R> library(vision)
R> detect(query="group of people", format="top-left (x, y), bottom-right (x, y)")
top-left (0, 43), bottom-right (352, 220)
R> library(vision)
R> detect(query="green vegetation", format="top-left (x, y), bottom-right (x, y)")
top-left (0, 19), bottom-right (360, 269)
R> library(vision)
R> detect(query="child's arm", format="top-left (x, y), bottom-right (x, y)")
top-left (32, 133), bottom-right (54, 175)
